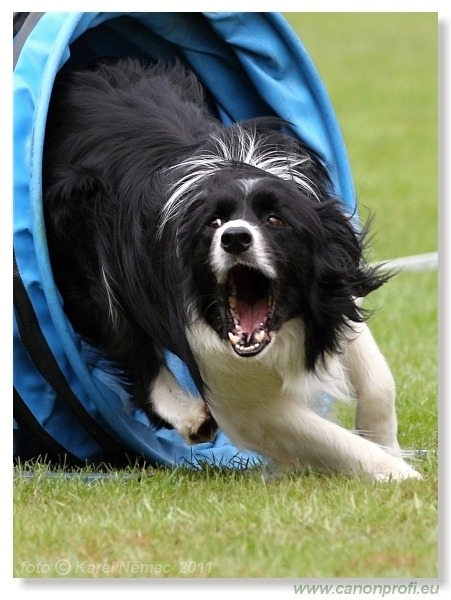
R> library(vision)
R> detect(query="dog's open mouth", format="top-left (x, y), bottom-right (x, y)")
top-left (225, 265), bottom-right (274, 356)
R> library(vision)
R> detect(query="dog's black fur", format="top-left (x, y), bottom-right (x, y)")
top-left (43, 57), bottom-right (387, 428)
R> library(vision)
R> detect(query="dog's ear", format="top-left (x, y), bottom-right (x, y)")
top-left (302, 200), bottom-right (391, 369)
top-left (314, 200), bottom-right (389, 298)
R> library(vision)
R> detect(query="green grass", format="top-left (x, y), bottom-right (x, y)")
top-left (14, 457), bottom-right (437, 579)
top-left (13, 269), bottom-right (439, 579)
top-left (13, 14), bottom-right (438, 580)
top-left (285, 13), bottom-right (437, 262)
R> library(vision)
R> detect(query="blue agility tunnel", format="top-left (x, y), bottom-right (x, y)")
top-left (13, 12), bottom-right (356, 467)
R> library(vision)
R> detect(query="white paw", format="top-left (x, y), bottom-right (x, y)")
top-left (178, 401), bottom-right (218, 445)
top-left (372, 457), bottom-right (422, 481)
top-left (150, 367), bottom-right (218, 445)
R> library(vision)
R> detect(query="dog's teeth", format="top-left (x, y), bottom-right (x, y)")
top-left (228, 332), bottom-right (240, 345)
top-left (255, 330), bottom-right (266, 343)
top-left (229, 296), bottom-right (237, 309)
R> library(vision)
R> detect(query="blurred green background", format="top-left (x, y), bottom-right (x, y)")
top-left (284, 13), bottom-right (437, 263)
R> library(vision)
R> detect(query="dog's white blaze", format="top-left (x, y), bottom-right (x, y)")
top-left (238, 178), bottom-right (258, 195)
top-left (210, 218), bottom-right (276, 283)
top-left (158, 126), bottom-right (321, 237)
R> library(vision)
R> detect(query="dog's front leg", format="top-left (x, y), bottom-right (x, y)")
top-left (271, 404), bottom-right (421, 480)
top-left (342, 321), bottom-right (400, 454)
top-left (149, 367), bottom-right (217, 444)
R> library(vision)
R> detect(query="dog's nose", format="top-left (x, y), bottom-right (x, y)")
top-left (221, 227), bottom-right (253, 254)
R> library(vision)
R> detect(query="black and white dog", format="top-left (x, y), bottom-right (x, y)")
top-left (43, 57), bottom-right (420, 479)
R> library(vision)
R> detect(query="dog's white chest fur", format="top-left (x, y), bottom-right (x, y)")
top-left (186, 317), bottom-right (420, 480)
top-left (187, 317), bottom-right (346, 463)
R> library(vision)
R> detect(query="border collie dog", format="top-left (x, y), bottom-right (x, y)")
top-left (43, 58), bottom-right (420, 479)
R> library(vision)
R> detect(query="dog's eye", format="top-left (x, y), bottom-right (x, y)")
top-left (209, 218), bottom-right (223, 230)
top-left (267, 215), bottom-right (284, 227)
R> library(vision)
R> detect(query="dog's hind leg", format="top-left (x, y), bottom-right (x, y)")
top-left (342, 321), bottom-right (401, 454)
top-left (149, 366), bottom-right (218, 444)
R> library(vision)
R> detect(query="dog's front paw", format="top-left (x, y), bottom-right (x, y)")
top-left (181, 402), bottom-right (218, 444)
top-left (372, 456), bottom-right (422, 481)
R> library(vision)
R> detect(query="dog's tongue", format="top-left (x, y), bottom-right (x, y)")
top-left (236, 298), bottom-right (268, 337)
